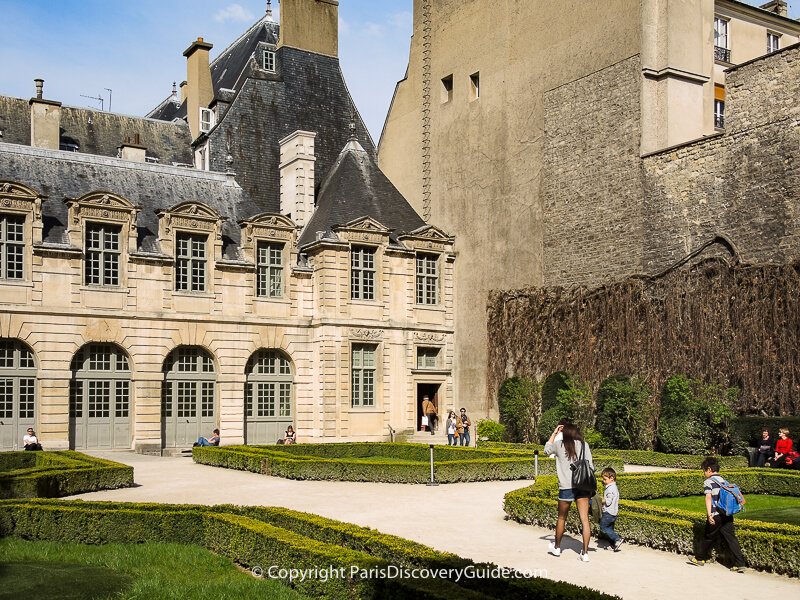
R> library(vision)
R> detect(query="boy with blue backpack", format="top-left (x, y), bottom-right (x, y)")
top-left (689, 457), bottom-right (747, 572)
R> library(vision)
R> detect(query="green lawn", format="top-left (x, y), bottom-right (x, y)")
top-left (0, 538), bottom-right (306, 600)
top-left (640, 494), bottom-right (800, 526)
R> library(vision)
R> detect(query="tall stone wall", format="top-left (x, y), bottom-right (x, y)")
top-left (489, 45), bottom-right (800, 411)
top-left (542, 56), bottom-right (645, 287)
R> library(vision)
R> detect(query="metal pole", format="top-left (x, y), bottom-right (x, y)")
top-left (426, 443), bottom-right (439, 486)
top-left (534, 450), bottom-right (539, 479)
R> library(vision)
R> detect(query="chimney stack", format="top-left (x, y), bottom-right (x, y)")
top-left (29, 78), bottom-right (62, 150)
top-left (759, 1), bottom-right (788, 17)
top-left (183, 37), bottom-right (214, 140)
top-left (279, 130), bottom-right (317, 227)
top-left (278, 0), bottom-right (339, 58)
top-left (120, 133), bottom-right (147, 162)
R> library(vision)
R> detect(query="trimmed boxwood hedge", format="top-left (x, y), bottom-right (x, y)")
top-left (0, 451), bottom-right (133, 499)
top-left (0, 499), bottom-right (619, 600)
top-left (194, 442), bottom-right (624, 483)
top-left (480, 442), bottom-right (748, 469)
top-left (504, 469), bottom-right (800, 575)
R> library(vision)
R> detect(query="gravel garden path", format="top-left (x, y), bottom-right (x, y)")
top-left (73, 451), bottom-right (800, 600)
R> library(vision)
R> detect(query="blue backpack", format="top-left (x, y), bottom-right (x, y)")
top-left (714, 477), bottom-right (746, 516)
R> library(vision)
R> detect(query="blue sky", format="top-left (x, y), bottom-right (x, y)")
top-left (0, 1), bottom-right (797, 142)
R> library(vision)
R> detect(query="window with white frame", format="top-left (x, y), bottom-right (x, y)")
top-left (84, 222), bottom-right (121, 286)
top-left (0, 339), bottom-right (36, 426)
top-left (351, 344), bottom-right (376, 407)
top-left (200, 108), bottom-right (214, 133)
top-left (416, 347), bottom-right (440, 369)
top-left (175, 232), bottom-right (207, 292)
top-left (768, 32), bottom-right (780, 54)
top-left (69, 344), bottom-right (130, 421)
top-left (714, 99), bottom-right (725, 129)
top-left (256, 241), bottom-right (283, 298)
top-left (0, 214), bottom-right (24, 280)
top-left (262, 49), bottom-right (276, 72)
top-left (714, 17), bottom-right (729, 48)
top-left (416, 253), bottom-right (439, 305)
top-left (351, 246), bottom-right (375, 300)
top-left (162, 347), bottom-right (215, 419)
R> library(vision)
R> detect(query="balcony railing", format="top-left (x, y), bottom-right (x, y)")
top-left (715, 113), bottom-right (725, 129)
top-left (714, 46), bottom-right (731, 63)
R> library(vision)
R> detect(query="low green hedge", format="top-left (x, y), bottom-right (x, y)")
top-left (504, 469), bottom-right (800, 575)
top-left (480, 443), bottom-right (748, 469)
top-left (0, 451), bottom-right (133, 499)
top-left (194, 443), bottom-right (624, 483)
top-left (0, 499), bottom-right (619, 600)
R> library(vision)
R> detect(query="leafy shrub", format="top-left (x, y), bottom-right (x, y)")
top-left (657, 375), bottom-right (736, 455)
top-left (596, 376), bottom-right (656, 450)
top-left (477, 419), bottom-right (506, 442)
top-left (497, 376), bottom-right (541, 443)
top-left (537, 407), bottom-right (563, 443)
top-left (541, 371), bottom-right (570, 412)
top-left (582, 427), bottom-right (606, 448)
top-left (555, 375), bottom-right (594, 432)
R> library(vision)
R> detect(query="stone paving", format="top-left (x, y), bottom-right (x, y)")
top-left (72, 451), bottom-right (800, 600)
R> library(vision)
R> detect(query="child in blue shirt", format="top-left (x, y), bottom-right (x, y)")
top-left (600, 467), bottom-right (622, 551)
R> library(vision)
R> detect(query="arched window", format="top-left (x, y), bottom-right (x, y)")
top-left (162, 346), bottom-right (216, 448)
top-left (245, 349), bottom-right (293, 444)
top-left (0, 339), bottom-right (36, 449)
top-left (69, 343), bottom-right (131, 449)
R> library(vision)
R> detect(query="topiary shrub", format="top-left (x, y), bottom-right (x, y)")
top-left (497, 376), bottom-right (541, 443)
top-left (555, 375), bottom-right (594, 433)
top-left (596, 376), bottom-right (656, 450)
top-left (541, 371), bottom-right (570, 412)
top-left (538, 406), bottom-right (563, 443)
top-left (477, 419), bottom-right (506, 442)
top-left (657, 375), bottom-right (736, 455)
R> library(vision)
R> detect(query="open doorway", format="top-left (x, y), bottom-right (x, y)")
top-left (416, 383), bottom-right (441, 431)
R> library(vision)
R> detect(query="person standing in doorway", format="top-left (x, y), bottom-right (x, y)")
top-left (459, 408), bottom-right (472, 446)
top-left (422, 395), bottom-right (438, 435)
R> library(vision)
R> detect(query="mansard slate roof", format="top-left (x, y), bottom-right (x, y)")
top-left (299, 140), bottom-right (426, 249)
top-left (0, 96), bottom-right (192, 165)
top-left (0, 143), bottom-right (255, 257)
top-left (147, 17), bottom-right (280, 121)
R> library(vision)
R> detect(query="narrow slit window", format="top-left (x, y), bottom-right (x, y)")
top-left (441, 75), bottom-right (453, 103)
top-left (470, 72), bottom-right (480, 101)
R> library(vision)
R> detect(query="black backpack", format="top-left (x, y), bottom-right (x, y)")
top-left (570, 442), bottom-right (597, 495)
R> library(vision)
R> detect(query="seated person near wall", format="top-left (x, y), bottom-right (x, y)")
top-left (193, 428), bottom-right (220, 447)
top-left (755, 428), bottom-right (774, 467)
top-left (772, 428), bottom-right (794, 468)
top-left (23, 428), bottom-right (43, 451)
top-left (283, 425), bottom-right (296, 445)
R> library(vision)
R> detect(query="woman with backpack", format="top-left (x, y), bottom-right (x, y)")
top-left (544, 422), bottom-right (595, 562)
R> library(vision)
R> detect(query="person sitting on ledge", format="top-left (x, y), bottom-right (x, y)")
top-left (193, 428), bottom-right (220, 447)
top-left (283, 425), bottom-right (296, 445)
top-left (23, 428), bottom-right (43, 451)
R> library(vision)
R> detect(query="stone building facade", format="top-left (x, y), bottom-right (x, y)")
top-left (0, 0), bottom-right (455, 452)
top-left (378, 0), bottom-right (800, 411)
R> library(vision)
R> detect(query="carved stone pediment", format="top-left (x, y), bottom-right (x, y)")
top-left (239, 213), bottom-right (297, 247)
top-left (65, 191), bottom-right (138, 226)
top-left (0, 181), bottom-right (42, 219)
top-left (158, 201), bottom-right (224, 237)
top-left (167, 201), bottom-right (221, 221)
top-left (414, 332), bottom-right (446, 343)
top-left (336, 216), bottom-right (390, 233)
top-left (335, 217), bottom-right (391, 245)
top-left (349, 328), bottom-right (384, 340)
top-left (398, 225), bottom-right (454, 252)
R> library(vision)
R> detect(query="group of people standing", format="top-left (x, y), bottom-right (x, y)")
top-left (420, 395), bottom-right (472, 446)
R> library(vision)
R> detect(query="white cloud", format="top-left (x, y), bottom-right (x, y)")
top-left (363, 22), bottom-right (384, 37)
top-left (388, 11), bottom-right (412, 29)
top-left (214, 3), bottom-right (254, 23)
top-left (339, 16), bottom-right (351, 36)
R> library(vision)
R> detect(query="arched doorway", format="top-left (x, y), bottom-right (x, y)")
top-left (69, 343), bottom-right (131, 449)
top-left (162, 346), bottom-right (216, 448)
top-left (0, 339), bottom-right (36, 450)
top-left (244, 349), bottom-right (293, 444)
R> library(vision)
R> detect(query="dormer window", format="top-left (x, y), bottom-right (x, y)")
top-left (199, 108), bottom-right (214, 133)
top-left (262, 49), bottom-right (276, 73)
top-left (0, 214), bottom-right (25, 280)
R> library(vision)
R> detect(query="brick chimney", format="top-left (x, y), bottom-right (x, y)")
top-left (279, 130), bottom-right (317, 227)
top-left (278, 0), bottom-right (339, 58)
top-left (120, 134), bottom-right (147, 162)
top-left (29, 78), bottom-right (62, 150)
top-left (183, 37), bottom-right (214, 140)
top-left (759, 1), bottom-right (788, 17)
